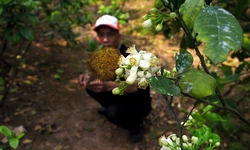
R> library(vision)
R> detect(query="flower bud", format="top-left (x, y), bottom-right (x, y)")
top-left (215, 142), bottom-right (220, 147)
top-left (163, 70), bottom-right (171, 77)
top-left (155, 24), bottom-right (163, 32)
top-left (115, 68), bottom-right (124, 76)
top-left (172, 67), bottom-right (177, 73)
top-left (142, 14), bottom-right (149, 21)
top-left (183, 143), bottom-right (188, 148)
top-left (176, 137), bottom-right (180, 145)
top-left (150, 7), bottom-right (158, 14)
top-left (142, 19), bottom-right (152, 29)
top-left (112, 87), bottom-right (121, 95)
top-left (126, 75), bottom-right (137, 84)
top-left (191, 136), bottom-right (198, 144)
top-left (169, 12), bottom-right (177, 18)
top-left (182, 135), bottom-right (188, 142)
top-left (171, 134), bottom-right (177, 141)
top-left (209, 139), bottom-right (213, 143)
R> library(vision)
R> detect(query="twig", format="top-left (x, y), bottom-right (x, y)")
top-left (181, 93), bottom-right (250, 126)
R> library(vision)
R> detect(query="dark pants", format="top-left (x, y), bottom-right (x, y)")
top-left (86, 88), bottom-right (152, 129)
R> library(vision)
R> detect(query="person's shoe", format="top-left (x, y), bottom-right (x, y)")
top-left (128, 125), bottom-right (145, 143)
top-left (97, 107), bottom-right (106, 115)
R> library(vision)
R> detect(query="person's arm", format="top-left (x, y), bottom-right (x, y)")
top-left (78, 74), bottom-right (138, 93)
top-left (103, 81), bottom-right (138, 93)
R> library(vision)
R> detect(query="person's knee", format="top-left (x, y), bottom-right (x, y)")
top-left (105, 105), bottom-right (120, 121)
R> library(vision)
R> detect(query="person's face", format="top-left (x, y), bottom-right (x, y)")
top-left (95, 26), bottom-right (121, 49)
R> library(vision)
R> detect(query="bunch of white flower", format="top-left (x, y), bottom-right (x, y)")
top-left (112, 45), bottom-right (160, 95)
top-left (159, 134), bottom-right (199, 150)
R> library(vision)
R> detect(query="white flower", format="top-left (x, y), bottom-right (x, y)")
top-left (125, 54), bottom-right (141, 66)
top-left (160, 145), bottom-right (171, 150)
top-left (114, 44), bottom-right (161, 93)
top-left (126, 44), bottom-right (138, 55)
top-left (137, 71), bottom-right (151, 90)
top-left (159, 135), bottom-right (169, 146)
top-left (142, 19), bottom-right (152, 29)
top-left (139, 59), bottom-right (150, 70)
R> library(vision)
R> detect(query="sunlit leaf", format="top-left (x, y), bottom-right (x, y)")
top-left (9, 138), bottom-right (19, 149)
top-left (194, 5), bottom-right (243, 65)
top-left (0, 126), bottom-right (12, 136)
top-left (178, 68), bottom-right (216, 98)
top-left (148, 76), bottom-right (180, 96)
top-left (179, 0), bottom-right (205, 30)
top-left (175, 49), bottom-right (193, 74)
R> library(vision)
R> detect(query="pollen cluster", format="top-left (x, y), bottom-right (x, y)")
top-left (87, 47), bottom-right (121, 81)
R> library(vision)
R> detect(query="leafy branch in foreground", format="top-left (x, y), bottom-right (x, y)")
top-left (110, 0), bottom-right (249, 149)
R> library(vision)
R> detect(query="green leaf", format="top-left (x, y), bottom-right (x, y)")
top-left (194, 5), bottom-right (243, 65)
top-left (9, 138), bottom-right (19, 149)
top-left (56, 69), bottom-right (64, 73)
top-left (13, 32), bottom-right (21, 43)
top-left (148, 76), bottom-right (180, 96)
top-left (203, 148), bottom-right (213, 150)
top-left (210, 133), bottom-right (220, 145)
top-left (24, 80), bottom-right (32, 85)
top-left (19, 26), bottom-right (34, 41)
top-left (54, 74), bottom-right (61, 79)
top-left (202, 105), bottom-right (213, 114)
top-left (242, 34), bottom-right (250, 51)
top-left (0, 7), bottom-right (3, 15)
top-left (187, 126), bottom-right (196, 135)
top-left (192, 111), bottom-right (205, 124)
top-left (217, 74), bottom-right (240, 84)
top-left (175, 49), bottom-right (193, 74)
top-left (27, 14), bottom-right (39, 25)
top-left (221, 115), bottom-right (234, 133)
top-left (0, 126), bottom-right (12, 136)
top-left (194, 127), bottom-right (211, 149)
top-left (202, 112), bottom-right (225, 122)
top-left (17, 133), bottom-right (25, 139)
top-left (179, 0), bottom-right (205, 30)
top-left (178, 68), bottom-right (217, 98)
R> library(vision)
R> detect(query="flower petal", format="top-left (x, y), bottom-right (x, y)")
top-left (139, 60), bottom-right (150, 70)
top-left (126, 75), bottom-right (137, 84)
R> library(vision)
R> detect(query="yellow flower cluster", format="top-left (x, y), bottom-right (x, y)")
top-left (87, 47), bottom-right (121, 81)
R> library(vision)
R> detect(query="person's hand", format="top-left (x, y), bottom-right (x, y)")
top-left (78, 74), bottom-right (105, 93)
top-left (78, 74), bottom-right (92, 87)
top-left (86, 80), bottom-right (106, 93)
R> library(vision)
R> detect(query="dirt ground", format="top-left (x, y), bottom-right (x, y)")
top-left (0, 29), bottom-right (186, 150)
top-left (0, 1), bottom-right (250, 150)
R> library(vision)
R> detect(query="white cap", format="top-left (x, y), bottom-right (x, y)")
top-left (94, 15), bottom-right (120, 31)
